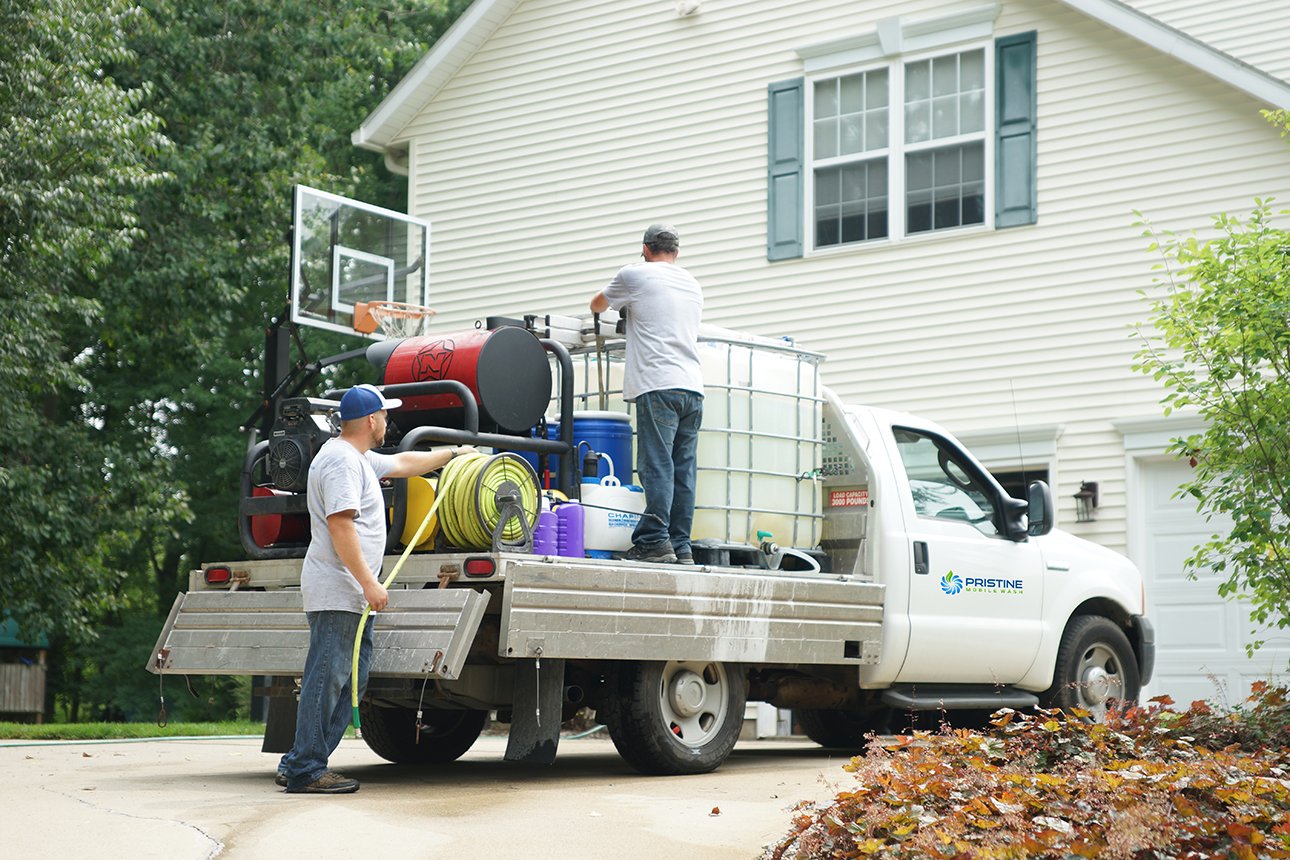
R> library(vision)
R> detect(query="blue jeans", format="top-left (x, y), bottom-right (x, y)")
top-left (279, 610), bottom-right (373, 789)
top-left (631, 389), bottom-right (702, 554)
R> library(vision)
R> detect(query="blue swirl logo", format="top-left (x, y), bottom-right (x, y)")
top-left (940, 571), bottom-right (963, 595)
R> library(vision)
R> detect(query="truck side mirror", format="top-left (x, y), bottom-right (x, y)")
top-left (1027, 480), bottom-right (1055, 537)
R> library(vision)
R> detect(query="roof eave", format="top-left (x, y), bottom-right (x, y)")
top-left (1056, 0), bottom-right (1290, 109)
top-left (352, 0), bottom-right (523, 152)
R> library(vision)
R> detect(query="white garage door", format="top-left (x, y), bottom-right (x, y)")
top-left (1139, 458), bottom-right (1290, 706)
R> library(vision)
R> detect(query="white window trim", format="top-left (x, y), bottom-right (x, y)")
top-left (804, 39), bottom-right (995, 254)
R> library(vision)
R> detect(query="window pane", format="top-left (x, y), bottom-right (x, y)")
top-left (866, 69), bottom-right (889, 108)
top-left (905, 60), bottom-right (930, 101)
top-left (814, 80), bottom-right (838, 118)
top-left (963, 183), bottom-right (985, 226)
top-left (865, 113), bottom-right (888, 151)
top-left (841, 114), bottom-right (864, 155)
top-left (841, 164), bottom-right (866, 200)
top-left (868, 204), bottom-right (889, 239)
top-left (816, 213), bottom-right (840, 247)
top-left (960, 49), bottom-right (985, 91)
top-left (907, 142), bottom-right (985, 234)
top-left (907, 152), bottom-right (932, 190)
top-left (934, 149), bottom-right (961, 185)
top-left (907, 191), bottom-right (932, 233)
top-left (815, 170), bottom-right (840, 206)
top-left (905, 101), bottom-right (930, 143)
top-left (814, 160), bottom-right (888, 246)
top-left (841, 203), bottom-right (866, 244)
top-left (932, 54), bottom-right (958, 97)
top-left (960, 91), bottom-right (984, 134)
top-left (840, 74), bottom-right (864, 113)
top-left (932, 95), bottom-right (958, 139)
top-left (813, 118), bottom-right (837, 159)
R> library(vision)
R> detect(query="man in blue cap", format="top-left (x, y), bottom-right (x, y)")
top-left (590, 223), bottom-right (704, 565)
top-left (279, 383), bottom-right (472, 793)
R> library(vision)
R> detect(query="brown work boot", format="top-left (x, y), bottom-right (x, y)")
top-left (285, 770), bottom-right (359, 794)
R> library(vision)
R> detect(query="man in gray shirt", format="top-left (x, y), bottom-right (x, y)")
top-left (590, 223), bottom-right (704, 565)
top-left (278, 383), bottom-right (471, 793)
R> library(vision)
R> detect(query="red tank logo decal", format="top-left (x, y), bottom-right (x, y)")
top-left (412, 339), bottom-right (455, 380)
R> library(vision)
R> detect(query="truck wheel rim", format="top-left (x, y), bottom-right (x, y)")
top-left (660, 661), bottom-right (730, 747)
top-left (1077, 643), bottom-right (1124, 716)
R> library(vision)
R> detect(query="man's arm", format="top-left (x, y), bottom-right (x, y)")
top-left (590, 291), bottom-right (610, 314)
top-left (383, 445), bottom-right (474, 479)
top-left (326, 511), bottom-right (388, 611)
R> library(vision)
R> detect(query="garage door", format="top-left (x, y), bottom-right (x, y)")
top-left (1139, 458), bottom-right (1290, 706)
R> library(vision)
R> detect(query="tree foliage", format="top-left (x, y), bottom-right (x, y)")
top-left (0, 0), bottom-right (469, 719)
top-left (767, 685), bottom-right (1290, 859)
top-left (1134, 111), bottom-right (1290, 657)
top-left (0, 0), bottom-right (174, 646)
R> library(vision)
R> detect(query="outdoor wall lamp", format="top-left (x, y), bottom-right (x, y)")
top-left (1073, 481), bottom-right (1099, 523)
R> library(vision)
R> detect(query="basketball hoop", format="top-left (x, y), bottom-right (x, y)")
top-left (353, 300), bottom-right (436, 339)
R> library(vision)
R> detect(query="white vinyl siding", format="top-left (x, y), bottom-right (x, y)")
top-left (1123, 0), bottom-right (1290, 83)
top-left (394, 0), bottom-right (1290, 551)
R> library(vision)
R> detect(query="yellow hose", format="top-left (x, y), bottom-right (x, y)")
top-left (350, 452), bottom-right (539, 734)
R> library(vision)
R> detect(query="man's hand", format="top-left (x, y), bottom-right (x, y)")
top-left (362, 577), bottom-right (389, 612)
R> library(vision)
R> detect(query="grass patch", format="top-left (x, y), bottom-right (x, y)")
top-left (0, 721), bottom-right (264, 741)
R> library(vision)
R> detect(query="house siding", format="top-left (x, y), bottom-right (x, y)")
top-left (397, 0), bottom-right (1290, 555)
top-left (1124, 0), bottom-right (1290, 83)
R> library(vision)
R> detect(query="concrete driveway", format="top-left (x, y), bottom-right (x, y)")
top-left (1, 732), bottom-right (857, 859)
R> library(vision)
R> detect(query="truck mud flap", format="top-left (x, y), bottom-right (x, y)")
top-left (499, 560), bottom-right (884, 664)
top-left (148, 589), bottom-right (489, 679)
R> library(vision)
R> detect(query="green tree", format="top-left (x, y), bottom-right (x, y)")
top-left (1, 0), bottom-right (470, 721)
top-left (1134, 111), bottom-right (1290, 659)
top-left (62, 0), bottom-right (467, 720)
top-left (0, 0), bottom-right (177, 649)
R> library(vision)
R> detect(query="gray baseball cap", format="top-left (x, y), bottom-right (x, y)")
top-left (642, 223), bottom-right (680, 248)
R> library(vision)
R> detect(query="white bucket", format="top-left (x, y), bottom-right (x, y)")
top-left (580, 455), bottom-right (645, 554)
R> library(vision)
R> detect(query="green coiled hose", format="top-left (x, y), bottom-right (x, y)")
top-left (351, 451), bottom-right (540, 734)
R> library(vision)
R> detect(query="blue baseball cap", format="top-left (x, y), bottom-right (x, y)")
top-left (338, 383), bottom-right (403, 421)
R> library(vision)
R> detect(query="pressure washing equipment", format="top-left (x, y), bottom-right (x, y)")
top-left (350, 451), bottom-right (539, 735)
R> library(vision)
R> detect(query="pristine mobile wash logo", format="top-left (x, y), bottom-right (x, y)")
top-left (941, 570), bottom-right (1023, 595)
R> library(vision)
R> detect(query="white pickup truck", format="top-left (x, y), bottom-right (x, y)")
top-left (149, 346), bottom-right (1154, 775)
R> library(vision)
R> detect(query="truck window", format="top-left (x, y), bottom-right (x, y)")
top-left (893, 429), bottom-right (1000, 537)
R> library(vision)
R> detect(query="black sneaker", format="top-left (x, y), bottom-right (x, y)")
top-left (675, 552), bottom-right (695, 565)
top-left (274, 772), bottom-right (287, 787)
top-left (285, 770), bottom-right (359, 794)
top-left (624, 543), bottom-right (677, 564)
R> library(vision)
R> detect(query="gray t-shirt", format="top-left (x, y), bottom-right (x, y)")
top-left (300, 438), bottom-right (395, 613)
top-left (602, 261), bottom-right (704, 401)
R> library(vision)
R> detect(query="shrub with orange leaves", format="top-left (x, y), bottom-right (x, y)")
top-left (764, 683), bottom-right (1290, 859)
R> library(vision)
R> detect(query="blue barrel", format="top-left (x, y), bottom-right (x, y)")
top-left (517, 411), bottom-right (633, 488)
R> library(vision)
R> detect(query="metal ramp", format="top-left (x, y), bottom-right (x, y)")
top-left (147, 589), bottom-right (489, 679)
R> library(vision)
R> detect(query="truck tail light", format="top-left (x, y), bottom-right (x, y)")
top-left (464, 557), bottom-right (496, 577)
top-left (204, 566), bottom-right (233, 585)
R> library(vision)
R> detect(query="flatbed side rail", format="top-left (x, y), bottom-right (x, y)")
top-left (147, 589), bottom-right (489, 679)
top-left (499, 560), bottom-right (884, 665)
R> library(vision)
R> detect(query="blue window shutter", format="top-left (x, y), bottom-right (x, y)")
top-left (995, 32), bottom-right (1037, 228)
top-left (767, 78), bottom-right (804, 260)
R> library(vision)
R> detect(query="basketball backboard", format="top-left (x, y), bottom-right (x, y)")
top-left (290, 185), bottom-right (430, 338)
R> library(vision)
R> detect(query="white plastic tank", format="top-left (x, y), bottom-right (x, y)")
top-left (554, 323), bottom-right (823, 549)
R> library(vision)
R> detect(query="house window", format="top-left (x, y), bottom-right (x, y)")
top-left (809, 47), bottom-right (987, 249)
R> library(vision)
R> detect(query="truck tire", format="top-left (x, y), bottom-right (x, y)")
top-left (796, 707), bottom-right (890, 750)
top-left (603, 660), bottom-right (745, 775)
top-left (1041, 615), bottom-right (1140, 720)
top-left (358, 702), bottom-right (487, 764)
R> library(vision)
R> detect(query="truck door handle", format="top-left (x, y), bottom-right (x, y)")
top-left (913, 541), bottom-right (929, 576)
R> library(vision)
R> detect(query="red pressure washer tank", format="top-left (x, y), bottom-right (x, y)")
top-left (367, 326), bottom-right (552, 433)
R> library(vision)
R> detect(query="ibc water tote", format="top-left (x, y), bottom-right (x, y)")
top-left (367, 326), bottom-right (552, 434)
